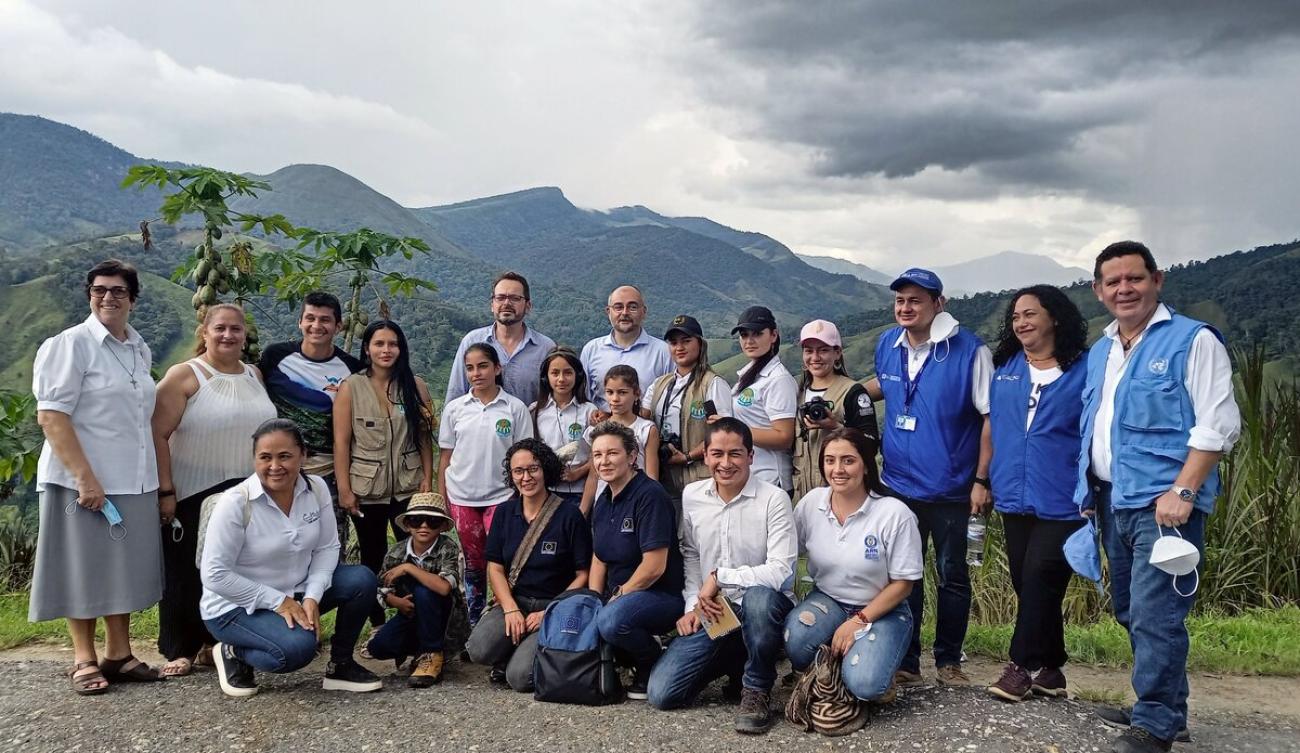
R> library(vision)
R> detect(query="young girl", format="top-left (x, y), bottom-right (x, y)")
top-left (530, 347), bottom-right (597, 507)
top-left (580, 364), bottom-right (659, 514)
top-left (730, 306), bottom-right (798, 491)
top-left (438, 343), bottom-right (533, 624)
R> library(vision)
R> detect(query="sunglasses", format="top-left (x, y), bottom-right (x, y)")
top-left (405, 515), bottom-right (443, 529)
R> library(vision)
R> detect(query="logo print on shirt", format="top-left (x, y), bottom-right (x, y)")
top-left (1148, 358), bottom-right (1169, 375)
top-left (495, 418), bottom-right (513, 437)
top-left (541, 541), bottom-right (557, 555)
top-left (568, 422), bottom-right (583, 441)
top-left (620, 517), bottom-right (635, 533)
top-left (737, 388), bottom-right (755, 408)
top-left (863, 533), bottom-right (880, 561)
top-left (857, 393), bottom-right (872, 410)
top-left (323, 375), bottom-right (343, 393)
top-left (689, 399), bottom-right (707, 421)
top-left (303, 510), bottom-right (321, 524)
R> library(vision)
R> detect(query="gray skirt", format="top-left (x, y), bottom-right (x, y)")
top-left (29, 484), bottom-right (163, 622)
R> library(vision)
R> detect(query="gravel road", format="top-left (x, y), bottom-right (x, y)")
top-left (1, 655), bottom-right (1296, 753)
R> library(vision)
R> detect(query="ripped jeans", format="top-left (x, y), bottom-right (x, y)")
top-left (783, 590), bottom-right (912, 702)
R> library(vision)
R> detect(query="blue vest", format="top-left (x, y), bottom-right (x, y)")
top-left (874, 326), bottom-right (985, 501)
top-left (989, 356), bottom-right (1085, 520)
top-left (1073, 310), bottom-right (1223, 514)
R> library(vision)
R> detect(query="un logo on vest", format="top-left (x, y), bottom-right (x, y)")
top-left (1148, 358), bottom-right (1169, 375)
top-left (737, 388), bottom-right (755, 407)
top-left (689, 399), bottom-right (707, 421)
top-left (495, 418), bottom-right (512, 437)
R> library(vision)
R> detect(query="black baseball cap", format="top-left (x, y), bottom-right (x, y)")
top-left (731, 305), bottom-right (778, 335)
top-left (663, 314), bottom-right (703, 339)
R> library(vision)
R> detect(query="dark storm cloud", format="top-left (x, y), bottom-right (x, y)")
top-left (689, 1), bottom-right (1300, 184)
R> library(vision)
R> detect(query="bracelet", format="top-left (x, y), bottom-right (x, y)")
top-left (850, 610), bottom-right (871, 625)
top-left (158, 489), bottom-right (176, 498)
top-left (503, 608), bottom-right (521, 616)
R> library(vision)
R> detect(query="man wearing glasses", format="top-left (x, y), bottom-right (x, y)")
top-left (445, 272), bottom-right (556, 406)
top-left (580, 285), bottom-right (673, 412)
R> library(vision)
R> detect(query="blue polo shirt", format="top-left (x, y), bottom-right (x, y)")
top-left (591, 471), bottom-right (684, 597)
top-left (485, 495), bottom-right (592, 600)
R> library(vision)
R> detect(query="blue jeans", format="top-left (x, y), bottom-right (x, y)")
top-left (647, 585), bottom-right (793, 708)
top-left (595, 589), bottom-right (683, 671)
top-left (900, 499), bottom-right (970, 673)
top-left (1096, 482), bottom-right (1204, 743)
top-left (204, 564), bottom-right (377, 672)
top-left (784, 590), bottom-right (913, 702)
top-left (366, 582), bottom-right (452, 658)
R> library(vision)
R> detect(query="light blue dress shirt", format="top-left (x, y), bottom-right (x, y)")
top-left (445, 323), bottom-right (556, 407)
top-left (579, 329), bottom-right (673, 411)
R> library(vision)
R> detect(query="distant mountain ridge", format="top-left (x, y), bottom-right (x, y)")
top-left (929, 251), bottom-right (1090, 295)
top-left (796, 253), bottom-right (894, 285)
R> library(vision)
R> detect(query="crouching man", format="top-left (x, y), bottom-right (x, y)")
top-left (647, 417), bottom-right (797, 734)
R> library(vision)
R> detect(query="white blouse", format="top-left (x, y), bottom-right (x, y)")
top-left (33, 314), bottom-right (158, 495)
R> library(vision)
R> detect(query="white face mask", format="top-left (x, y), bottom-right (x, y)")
top-left (1149, 521), bottom-right (1200, 597)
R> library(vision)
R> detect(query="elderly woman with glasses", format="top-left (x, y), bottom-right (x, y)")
top-left (465, 438), bottom-right (592, 692)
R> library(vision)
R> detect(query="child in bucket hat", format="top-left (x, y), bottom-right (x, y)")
top-left (365, 493), bottom-right (470, 687)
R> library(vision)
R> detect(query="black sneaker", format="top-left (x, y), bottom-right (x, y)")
top-left (212, 642), bottom-right (258, 698)
top-left (734, 688), bottom-right (774, 734)
top-left (626, 667), bottom-right (649, 701)
top-left (488, 667), bottom-right (509, 687)
top-left (323, 658), bottom-right (382, 692)
top-left (1095, 706), bottom-right (1190, 743)
top-left (1111, 726), bottom-right (1172, 753)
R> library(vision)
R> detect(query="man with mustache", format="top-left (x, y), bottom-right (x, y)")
top-left (445, 272), bottom-right (556, 407)
top-left (580, 285), bottom-right (673, 412)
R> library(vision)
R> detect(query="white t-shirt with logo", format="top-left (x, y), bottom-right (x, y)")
top-left (732, 359), bottom-right (799, 489)
top-left (438, 389), bottom-right (534, 507)
top-left (1026, 365), bottom-right (1063, 430)
top-left (532, 397), bottom-right (599, 494)
top-left (793, 487), bottom-right (923, 607)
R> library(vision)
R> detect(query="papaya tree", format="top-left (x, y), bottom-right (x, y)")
top-left (285, 228), bottom-right (436, 351)
top-left (121, 165), bottom-right (299, 361)
top-left (0, 390), bottom-right (41, 501)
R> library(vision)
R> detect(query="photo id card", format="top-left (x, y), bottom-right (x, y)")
top-left (895, 414), bottom-right (917, 432)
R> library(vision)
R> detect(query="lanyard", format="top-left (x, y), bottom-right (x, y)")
top-left (900, 345), bottom-right (931, 413)
top-left (657, 375), bottom-right (692, 433)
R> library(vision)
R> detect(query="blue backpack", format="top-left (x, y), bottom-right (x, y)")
top-left (533, 588), bottom-right (623, 705)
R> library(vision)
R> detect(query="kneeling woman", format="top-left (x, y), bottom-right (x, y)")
top-left (466, 439), bottom-right (592, 691)
top-left (785, 428), bottom-right (922, 702)
top-left (588, 421), bottom-right (684, 700)
top-left (200, 419), bottom-right (382, 698)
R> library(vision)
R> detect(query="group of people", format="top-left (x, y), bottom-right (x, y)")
top-left (28, 240), bottom-right (1239, 753)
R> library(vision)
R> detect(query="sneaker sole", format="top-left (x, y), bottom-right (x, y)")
top-left (626, 690), bottom-right (648, 700)
top-left (1096, 711), bottom-right (1191, 743)
top-left (211, 643), bottom-right (258, 699)
top-left (734, 721), bottom-right (774, 735)
top-left (1031, 684), bottom-right (1068, 698)
top-left (987, 685), bottom-right (1032, 702)
top-left (322, 677), bottom-right (383, 692)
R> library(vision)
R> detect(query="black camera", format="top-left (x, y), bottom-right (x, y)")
top-left (659, 431), bottom-right (682, 463)
top-left (800, 396), bottom-right (834, 423)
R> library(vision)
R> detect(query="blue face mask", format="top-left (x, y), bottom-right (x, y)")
top-left (67, 498), bottom-right (128, 541)
top-left (1063, 518), bottom-right (1103, 593)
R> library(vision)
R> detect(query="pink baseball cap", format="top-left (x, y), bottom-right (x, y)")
top-left (799, 319), bottom-right (842, 348)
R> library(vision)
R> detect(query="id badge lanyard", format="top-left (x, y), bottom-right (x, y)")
top-left (896, 347), bottom-right (929, 432)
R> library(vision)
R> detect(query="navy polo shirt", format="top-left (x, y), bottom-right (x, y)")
top-left (591, 471), bottom-right (684, 597)
top-left (485, 495), bottom-right (593, 600)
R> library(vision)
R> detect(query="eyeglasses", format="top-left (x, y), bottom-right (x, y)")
top-left (492, 294), bottom-right (526, 304)
top-left (405, 515), bottom-right (440, 529)
top-left (510, 464), bottom-right (543, 478)
top-left (608, 302), bottom-right (642, 313)
top-left (89, 285), bottom-right (131, 300)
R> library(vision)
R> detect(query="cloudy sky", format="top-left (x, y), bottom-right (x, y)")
top-left (3, 0), bottom-right (1298, 271)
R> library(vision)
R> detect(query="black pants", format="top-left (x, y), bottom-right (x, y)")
top-left (1002, 513), bottom-right (1085, 671)
top-left (354, 497), bottom-right (410, 627)
top-left (158, 480), bottom-right (238, 661)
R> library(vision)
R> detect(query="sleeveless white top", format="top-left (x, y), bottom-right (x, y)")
top-left (170, 358), bottom-right (277, 500)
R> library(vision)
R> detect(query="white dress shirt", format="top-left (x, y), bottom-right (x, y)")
top-left (680, 476), bottom-right (797, 611)
top-left (33, 314), bottom-right (158, 494)
top-left (890, 312), bottom-right (993, 414)
top-left (200, 473), bottom-right (339, 620)
top-left (1090, 304), bottom-right (1242, 480)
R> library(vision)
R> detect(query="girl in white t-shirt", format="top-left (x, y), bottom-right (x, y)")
top-left (529, 347), bottom-right (597, 506)
top-left (730, 306), bottom-right (798, 490)
top-left (437, 343), bottom-right (533, 624)
top-left (786, 427), bottom-right (923, 704)
top-left (580, 364), bottom-right (659, 514)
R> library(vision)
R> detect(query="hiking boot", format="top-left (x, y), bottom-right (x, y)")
top-left (488, 667), bottom-right (509, 687)
top-left (893, 669), bottom-right (924, 687)
top-left (212, 642), bottom-right (258, 698)
top-left (870, 680), bottom-right (898, 706)
top-left (1096, 706), bottom-right (1191, 743)
top-left (935, 664), bottom-right (971, 686)
top-left (626, 666), bottom-right (650, 700)
top-left (1031, 667), bottom-right (1068, 698)
top-left (323, 658), bottom-right (382, 692)
top-left (987, 662), bottom-right (1032, 702)
top-left (408, 652), bottom-right (444, 688)
top-left (1110, 726), bottom-right (1172, 753)
top-left (734, 688), bottom-right (774, 734)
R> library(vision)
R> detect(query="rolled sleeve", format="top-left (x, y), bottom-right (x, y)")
top-left (971, 345), bottom-right (993, 415)
top-left (1185, 329), bottom-right (1242, 454)
top-left (32, 335), bottom-right (82, 415)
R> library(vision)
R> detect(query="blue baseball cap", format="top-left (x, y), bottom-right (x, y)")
top-left (890, 268), bottom-right (943, 295)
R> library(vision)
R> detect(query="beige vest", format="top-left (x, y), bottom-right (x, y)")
top-left (344, 373), bottom-right (423, 503)
top-left (649, 369), bottom-right (721, 497)
top-left (791, 375), bottom-right (857, 503)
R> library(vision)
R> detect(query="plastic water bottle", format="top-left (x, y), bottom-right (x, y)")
top-left (966, 515), bottom-right (986, 567)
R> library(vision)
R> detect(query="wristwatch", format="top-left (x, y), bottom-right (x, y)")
top-left (1172, 486), bottom-right (1196, 503)
top-left (973, 477), bottom-right (991, 490)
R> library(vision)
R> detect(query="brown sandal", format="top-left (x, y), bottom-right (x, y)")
top-left (192, 646), bottom-right (215, 668)
top-left (99, 654), bottom-right (164, 682)
top-left (68, 660), bottom-right (109, 695)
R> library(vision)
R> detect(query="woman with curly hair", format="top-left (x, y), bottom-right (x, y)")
top-left (465, 438), bottom-right (592, 692)
top-left (984, 285), bottom-right (1090, 703)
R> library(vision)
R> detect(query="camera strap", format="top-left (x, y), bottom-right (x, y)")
top-left (657, 373), bottom-right (693, 434)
